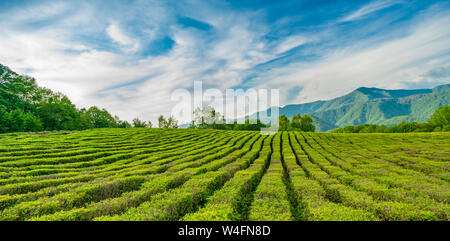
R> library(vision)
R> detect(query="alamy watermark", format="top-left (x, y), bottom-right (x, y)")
top-left (170, 81), bottom-right (279, 134)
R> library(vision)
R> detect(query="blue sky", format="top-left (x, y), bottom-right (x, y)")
top-left (0, 0), bottom-right (449, 122)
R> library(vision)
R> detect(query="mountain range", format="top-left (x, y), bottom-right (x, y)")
top-left (248, 84), bottom-right (450, 131)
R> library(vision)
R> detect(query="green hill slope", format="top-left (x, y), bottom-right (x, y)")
top-left (313, 88), bottom-right (450, 131)
top-left (311, 91), bottom-right (449, 127)
top-left (277, 86), bottom-right (435, 118)
top-left (249, 84), bottom-right (450, 131)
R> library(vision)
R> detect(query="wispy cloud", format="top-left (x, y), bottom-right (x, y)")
top-left (106, 23), bottom-right (140, 52)
top-left (255, 9), bottom-right (450, 105)
top-left (275, 35), bottom-right (309, 54)
top-left (340, 0), bottom-right (401, 22)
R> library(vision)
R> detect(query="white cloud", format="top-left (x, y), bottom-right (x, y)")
top-left (275, 35), bottom-right (309, 54)
top-left (257, 12), bottom-right (450, 105)
top-left (340, 0), bottom-right (401, 22)
top-left (207, 25), bottom-right (274, 80)
top-left (0, 1), bottom-right (69, 24)
top-left (0, 1), bottom-right (278, 123)
top-left (106, 23), bottom-right (140, 52)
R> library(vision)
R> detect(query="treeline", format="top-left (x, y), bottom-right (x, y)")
top-left (189, 118), bottom-right (268, 131)
top-left (0, 66), bottom-right (155, 133)
top-left (187, 106), bottom-right (315, 132)
top-left (277, 113), bottom-right (315, 132)
top-left (331, 106), bottom-right (450, 133)
top-left (187, 107), bottom-right (267, 130)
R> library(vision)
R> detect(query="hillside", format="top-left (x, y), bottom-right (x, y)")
top-left (269, 86), bottom-right (434, 117)
top-left (249, 84), bottom-right (450, 131)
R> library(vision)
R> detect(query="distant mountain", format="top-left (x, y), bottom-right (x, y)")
top-left (248, 84), bottom-right (450, 132)
top-left (432, 84), bottom-right (450, 93)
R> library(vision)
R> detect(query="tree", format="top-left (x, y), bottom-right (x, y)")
top-left (132, 118), bottom-right (149, 128)
top-left (158, 115), bottom-right (177, 128)
top-left (394, 122), bottom-right (417, 133)
top-left (115, 116), bottom-right (132, 128)
top-left (429, 106), bottom-right (450, 128)
top-left (23, 113), bottom-right (43, 132)
top-left (190, 106), bottom-right (267, 130)
top-left (193, 106), bottom-right (223, 128)
top-left (158, 115), bottom-right (167, 128)
top-left (85, 106), bottom-right (117, 129)
top-left (166, 116), bottom-right (178, 128)
top-left (289, 113), bottom-right (315, 132)
top-left (443, 125), bottom-right (450, 132)
top-left (188, 120), bottom-right (196, 129)
top-left (291, 114), bottom-right (302, 130)
top-left (300, 115), bottom-right (315, 132)
top-left (0, 64), bottom-right (131, 133)
top-left (118, 121), bottom-right (131, 128)
top-left (278, 114), bottom-right (290, 131)
top-left (0, 108), bottom-right (9, 133)
top-left (37, 96), bottom-right (80, 130)
top-left (7, 109), bottom-right (25, 132)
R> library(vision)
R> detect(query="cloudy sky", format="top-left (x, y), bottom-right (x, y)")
top-left (0, 0), bottom-right (449, 123)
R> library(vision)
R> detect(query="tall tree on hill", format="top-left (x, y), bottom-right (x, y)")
top-left (37, 95), bottom-right (80, 130)
top-left (158, 115), bottom-right (178, 128)
top-left (115, 116), bottom-right (132, 128)
top-left (278, 114), bottom-right (290, 131)
top-left (166, 116), bottom-right (178, 128)
top-left (289, 113), bottom-right (315, 132)
top-left (84, 106), bottom-right (117, 128)
top-left (300, 115), bottom-right (315, 132)
top-left (429, 106), bottom-right (450, 130)
top-left (22, 111), bottom-right (43, 131)
top-left (291, 114), bottom-right (302, 130)
top-left (0, 108), bottom-right (8, 133)
top-left (132, 118), bottom-right (150, 128)
top-left (158, 115), bottom-right (167, 128)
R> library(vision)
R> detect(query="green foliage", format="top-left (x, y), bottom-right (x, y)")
top-left (37, 96), bottom-right (80, 130)
top-left (299, 115), bottom-right (315, 132)
top-left (290, 114), bottom-right (302, 129)
top-left (83, 107), bottom-right (118, 129)
top-left (115, 116), bottom-right (132, 128)
top-left (189, 108), bottom-right (315, 132)
top-left (429, 106), bottom-right (450, 128)
top-left (0, 129), bottom-right (448, 221)
top-left (132, 118), bottom-right (151, 128)
top-left (277, 114), bottom-right (290, 131)
top-left (189, 106), bottom-right (268, 131)
top-left (158, 115), bottom-right (166, 128)
top-left (332, 106), bottom-right (450, 133)
top-left (22, 112), bottom-right (43, 132)
top-left (0, 64), bottom-right (144, 133)
top-left (276, 114), bottom-right (315, 132)
top-left (0, 109), bottom-right (43, 132)
top-left (248, 134), bottom-right (294, 221)
top-left (158, 115), bottom-right (178, 128)
top-left (0, 108), bottom-right (8, 133)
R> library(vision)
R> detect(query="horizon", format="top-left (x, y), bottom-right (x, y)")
top-left (1, 0), bottom-right (450, 123)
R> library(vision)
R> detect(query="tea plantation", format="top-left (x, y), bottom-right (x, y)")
top-left (0, 129), bottom-right (448, 221)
